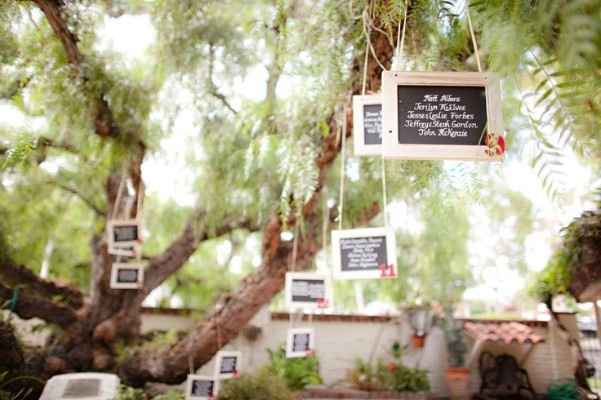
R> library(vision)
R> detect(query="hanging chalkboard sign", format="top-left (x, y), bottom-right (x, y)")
top-left (353, 94), bottom-right (383, 156)
top-left (331, 228), bottom-right (397, 280)
top-left (186, 375), bottom-right (218, 400)
top-left (107, 219), bottom-right (142, 256)
top-left (214, 351), bottom-right (242, 379)
top-left (110, 263), bottom-right (144, 289)
top-left (381, 72), bottom-right (504, 161)
top-left (285, 272), bottom-right (332, 310)
top-left (286, 328), bottom-right (315, 358)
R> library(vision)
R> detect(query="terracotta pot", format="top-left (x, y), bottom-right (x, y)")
top-left (446, 367), bottom-right (470, 400)
top-left (411, 334), bottom-right (426, 348)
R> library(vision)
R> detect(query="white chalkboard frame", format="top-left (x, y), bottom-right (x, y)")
top-left (107, 219), bottom-right (142, 251)
top-left (331, 227), bottom-right (397, 280)
top-left (286, 328), bottom-right (315, 358)
top-left (352, 94), bottom-right (382, 156)
top-left (285, 272), bottom-right (333, 310)
top-left (110, 262), bottom-right (144, 289)
top-left (381, 71), bottom-right (504, 161)
top-left (214, 351), bottom-right (242, 379)
top-left (185, 375), bottom-right (218, 400)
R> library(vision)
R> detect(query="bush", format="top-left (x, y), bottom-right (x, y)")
top-left (217, 369), bottom-right (295, 400)
top-left (346, 342), bottom-right (430, 393)
top-left (117, 385), bottom-right (145, 400)
top-left (266, 346), bottom-right (323, 390)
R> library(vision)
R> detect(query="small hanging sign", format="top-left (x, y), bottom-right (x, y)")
top-left (331, 227), bottom-right (397, 280)
top-left (110, 262), bottom-right (144, 289)
top-left (285, 272), bottom-right (332, 310)
top-left (107, 219), bottom-right (142, 256)
top-left (186, 375), bottom-right (218, 400)
top-left (214, 351), bottom-right (242, 379)
top-left (286, 328), bottom-right (315, 358)
top-left (381, 71), bottom-right (504, 161)
top-left (352, 94), bottom-right (383, 156)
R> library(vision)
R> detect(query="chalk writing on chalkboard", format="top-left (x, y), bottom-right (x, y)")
top-left (397, 86), bottom-right (487, 146)
top-left (117, 268), bottom-right (139, 283)
top-left (292, 333), bottom-right (311, 352)
top-left (340, 236), bottom-right (387, 272)
top-left (113, 225), bottom-right (139, 242)
top-left (291, 279), bottom-right (326, 303)
top-left (363, 104), bottom-right (382, 145)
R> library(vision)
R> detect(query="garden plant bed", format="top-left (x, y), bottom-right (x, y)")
top-left (300, 387), bottom-right (430, 400)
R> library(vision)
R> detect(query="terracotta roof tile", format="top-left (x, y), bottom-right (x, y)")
top-left (464, 321), bottom-right (545, 344)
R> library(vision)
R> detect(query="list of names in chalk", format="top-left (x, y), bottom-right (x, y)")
top-left (340, 236), bottom-right (387, 271)
top-left (363, 104), bottom-right (382, 145)
top-left (291, 279), bottom-right (326, 303)
top-left (397, 85), bottom-right (487, 146)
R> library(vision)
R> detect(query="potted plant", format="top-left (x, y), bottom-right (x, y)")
top-left (444, 316), bottom-right (470, 399)
top-left (406, 304), bottom-right (433, 349)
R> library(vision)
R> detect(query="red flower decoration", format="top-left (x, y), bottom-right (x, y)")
top-left (386, 362), bottom-right (397, 372)
top-left (233, 371), bottom-right (240, 378)
top-left (317, 298), bottom-right (329, 308)
top-left (379, 264), bottom-right (396, 278)
top-left (485, 133), bottom-right (506, 156)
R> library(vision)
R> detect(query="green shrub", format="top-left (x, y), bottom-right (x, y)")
top-left (346, 343), bottom-right (430, 393)
top-left (217, 369), bottom-right (295, 400)
top-left (547, 380), bottom-right (579, 400)
top-left (152, 390), bottom-right (184, 400)
top-left (117, 385), bottom-right (145, 400)
top-left (266, 346), bottom-right (323, 390)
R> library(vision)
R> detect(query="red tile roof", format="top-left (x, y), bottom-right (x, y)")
top-left (464, 321), bottom-right (545, 344)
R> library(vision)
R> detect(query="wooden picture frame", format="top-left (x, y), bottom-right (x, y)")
top-left (107, 219), bottom-right (141, 251)
top-left (352, 94), bottom-right (383, 156)
top-left (214, 351), bottom-right (242, 379)
top-left (108, 243), bottom-right (141, 258)
top-left (381, 71), bottom-right (504, 161)
top-left (110, 263), bottom-right (144, 289)
top-left (331, 227), bottom-right (397, 280)
top-left (185, 375), bottom-right (218, 400)
top-left (286, 328), bottom-right (315, 358)
top-left (285, 272), bottom-right (332, 310)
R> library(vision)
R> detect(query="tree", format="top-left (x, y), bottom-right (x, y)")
top-left (1, 0), bottom-right (600, 389)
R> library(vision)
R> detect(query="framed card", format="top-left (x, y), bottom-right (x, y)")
top-left (285, 272), bottom-right (332, 310)
top-left (286, 328), bottom-right (315, 358)
top-left (352, 94), bottom-right (383, 156)
top-left (331, 227), bottom-right (397, 280)
top-left (107, 219), bottom-right (141, 250)
top-left (186, 375), bottom-right (218, 400)
top-left (110, 263), bottom-right (144, 289)
top-left (214, 351), bottom-right (242, 379)
top-left (381, 71), bottom-right (504, 161)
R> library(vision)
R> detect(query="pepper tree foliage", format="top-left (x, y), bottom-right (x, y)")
top-left (0, 0), bottom-right (597, 317)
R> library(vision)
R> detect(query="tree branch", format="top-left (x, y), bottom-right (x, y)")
top-left (0, 282), bottom-right (78, 328)
top-left (207, 44), bottom-right (237, 115)
top-left (119, 20), bottom-right (393, 385)
top-left (0, 258), bottom-right (84, 310)
top-left (46, 180), bottom-right (106, 217)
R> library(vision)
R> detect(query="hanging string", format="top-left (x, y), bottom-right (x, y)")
top-left (397, 0), bottom-right (409, 57)
top-left (380, 157), bottom-right (389, 227)
top-left (291, 224), bottom-right (299, 272)
top-left (361, 29), bottom-right (370, 96)
top-left (111, 172), bottom-right (126, 220)
top-left (338, 110), bottom-right (347, 230)
top-left (466, 4), bottom-right (482, 73)
top-left (135, 180), bottom-right (144, 220)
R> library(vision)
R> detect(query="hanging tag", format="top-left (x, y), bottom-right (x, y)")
top-left (331, 227), bottom-right (397, 280)
top-left (352, 94), bottom-right (383, 156)
top-left (286, 328), bottom-right (315, 359)
top-left (214, 351), bottom-right (242, 379)
top-left (185, 375), bottom-right (218, 400)
top-left (285, 272), bottom-right (332, 311)
top-left (110, 262), bottom-right (144, 289)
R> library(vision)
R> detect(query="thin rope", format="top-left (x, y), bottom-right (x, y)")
top-left (466, 4), bottom-right (482, 73)
top-left (135, 180), bottom-right (144, 220)
top-left (397, 0), bottom-right (409, 57)
top-left (361, 37), bottom-right (370, 96)
top-left (362, 11), bottom-right (386, 71)
top-left (380, 157), bottom-right (389, 227)
top-left (111, 170), bottom-right (127, 220)
top-left (338, 110), bottom-right (347, 230)
top-left (291, 224), bottom-right (299, 272)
